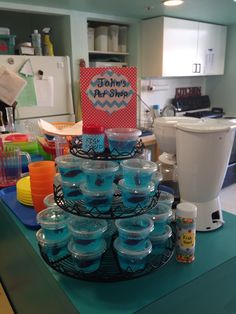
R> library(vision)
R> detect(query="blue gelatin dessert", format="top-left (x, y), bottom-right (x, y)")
top-left (150, 225), bottom-right (172, 255)
top-left (105, 128), bottom-right (142, 156)
top-left (61, 181), bottom-right (83, 201)
top-left (114, 238), bottom-right (152, 272)
top-left (115, 215), bottom-right (154, 251)
top-left (147, 202), bottom-right (172, 235)
top-left (82, 160), bottom-right (119, 191)
top-left (68, 239), bottom-right (106, 273)
top-left (36, 228), bottom-right (70, 260)
top-left (36, 206), bottom-right (70, 241)
top-left (121, 159), bottom-right (157, 188)
top-left (68, 217), bottom-right (107, 252)
top-left (55, 154), bottom-right (85, 183)
top-left (118, 179), bottom-right (154, 209)
top-left (80, 183), bottom-right (115, 214)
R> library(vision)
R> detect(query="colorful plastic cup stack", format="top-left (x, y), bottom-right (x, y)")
top-left (121, 158), bottom-right (157, 188)
top-left (105, 128), bottom-right (142, 156)
top-left (28, 160), bottom-right (56, 213)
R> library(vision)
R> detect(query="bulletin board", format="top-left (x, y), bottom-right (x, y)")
top-left (80, 67), bottom-right (137, 128)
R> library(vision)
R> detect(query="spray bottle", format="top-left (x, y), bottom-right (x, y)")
top-left (42, 27), bottom-right (54, 56)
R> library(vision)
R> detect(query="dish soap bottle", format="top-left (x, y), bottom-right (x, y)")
top-left (42, 27), bottom-right (54, 56)
top-left (31, 29), bottom-right (42, 55)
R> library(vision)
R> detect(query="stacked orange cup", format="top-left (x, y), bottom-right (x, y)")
top-left (28, 161), bottom-right (56, 213)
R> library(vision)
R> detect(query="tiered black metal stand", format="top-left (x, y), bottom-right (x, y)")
top-left (38, 139), bottom-right (175, 282)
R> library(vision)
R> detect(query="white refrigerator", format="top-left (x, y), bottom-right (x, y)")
top-left (0, 55), bottom-right (75, 132)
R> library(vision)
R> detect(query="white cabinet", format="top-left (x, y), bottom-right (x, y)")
top-left (141, 17), bottom-right (227, 77)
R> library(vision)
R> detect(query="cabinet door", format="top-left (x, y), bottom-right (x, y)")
top-left (162, 17), bottom-right (199, 76)
top-left (196, 22), bottom-right (227, 75)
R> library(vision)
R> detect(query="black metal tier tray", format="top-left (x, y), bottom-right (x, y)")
top-left (39, 236), bottom-right (175, 282)
top-left (54, 184), bottom-right (161, 219)
top-left (69, 137), bottom-right (144, 160)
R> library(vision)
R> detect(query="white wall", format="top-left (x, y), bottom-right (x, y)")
top-left (139, 76), bottom-right (206, 126)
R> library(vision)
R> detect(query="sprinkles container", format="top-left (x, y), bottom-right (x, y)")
top-left (82, 124), bottom-right (105, 153)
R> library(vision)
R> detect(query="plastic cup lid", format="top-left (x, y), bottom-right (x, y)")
top-left (37, 206), bottom-right (69, 229)
top-left (68, 239), bottom-right (106, 257)
top-left (113, 238), bottom-right (152, 256)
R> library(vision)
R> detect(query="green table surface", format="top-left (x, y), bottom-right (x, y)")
top-left (1, 198), bottom-right (236, 314)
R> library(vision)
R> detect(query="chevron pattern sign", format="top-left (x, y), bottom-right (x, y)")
top-left (80, 67), bottom-right (137, 128)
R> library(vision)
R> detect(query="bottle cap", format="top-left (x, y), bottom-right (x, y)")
top-left (83, 124), bottom-right (105, 134)
top-left (153, 104), bottom-right (160, 109)
top-left (176, 202), bottom-right (197, 219)
top-left (34, 30), bottom-right (39, 34)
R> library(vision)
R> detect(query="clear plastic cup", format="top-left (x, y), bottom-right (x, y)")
top-left (121, 158), bottom-right (157, 188)
top-left (118, 179), bottom-right (154, 209)
top-left (43, 193), bottom-right (57, 207)
top-left (115, 215), bottom-right (154, 250)
top-left (113, 238), bottom-right (152, 272)
top-left (61, 180), bottom-right (83, 201)
top-left (37, 206), bottom-right (70, 241)
top-left (55, 154), bottom-right (85, 183)
top-left (68, 217), bottom-right (107, 252)
top-left (36, 228), bottom-right (70, 260)
top-left (80, 182), bottom-right (115, 214)
top-left (68, 239), bottom-right (106, 273)
top-left (147, 202), bottom-right (172, 235)
top-left (82, 160), bottom-right (119, 191)
top-left (149, 225), bottom-right (172, 255)
top-left (105, 128), bottom-right (141, 156)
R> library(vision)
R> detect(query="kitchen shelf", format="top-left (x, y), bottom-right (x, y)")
top-left (38, 235), bottom-right (175, 282)
top-left (89, 51), bottom-right (129, 56)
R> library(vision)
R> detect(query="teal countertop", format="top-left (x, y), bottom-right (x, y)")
top-left (1, 198), bottom-right (236, 314)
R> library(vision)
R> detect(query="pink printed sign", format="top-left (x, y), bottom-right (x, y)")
top-left (80, 67), bottom-right (137, 128)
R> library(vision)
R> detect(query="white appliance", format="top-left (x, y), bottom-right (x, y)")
top-left (154, 117), bottom-right (236, 231)
top-left (0, 55), bottom-right (75, 132)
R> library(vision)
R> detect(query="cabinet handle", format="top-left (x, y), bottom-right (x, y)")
top-left (197, 63), bottom-right (202, 73)
top-left (192, 63), bottom-right (197, 73)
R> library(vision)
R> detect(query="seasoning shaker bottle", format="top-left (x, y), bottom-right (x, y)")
top-left (175, 202), bottom-right (197, 263)
top-left (82, 124), bottom-right (105, 153)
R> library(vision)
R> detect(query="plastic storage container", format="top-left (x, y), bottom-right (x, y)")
top-left (108, 25), bottom-right (119, 52)
top-left (88, 27), bottom-right (95, 51)
top-left (105, 128), bottom-right (142, 156)
top-left (115, 215), bottom-right (154, 250)
top-left (36, 206), bottom-right (70, 241)
top-left (68, 217), bottom-right (107, 252)
top-left (114, 238), bottom-right (152, 272)
top-left (82, 160), bottom-right (119, 191)
top-left (121, 158), bottom-right (157, 188)
top-left (68, 239), bottom-right (106, 273)
top-left (95, 26), bottom-right (108, 51)
top-left (119, 26), bottom-right (128, 53)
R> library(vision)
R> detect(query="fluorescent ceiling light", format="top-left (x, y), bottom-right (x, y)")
top-left (162, 0), bottom-right (184, 6)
